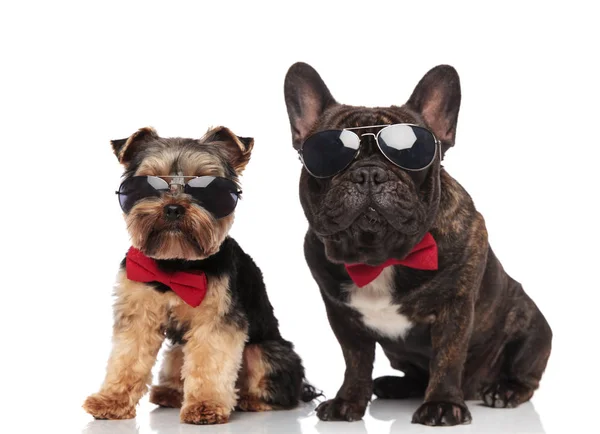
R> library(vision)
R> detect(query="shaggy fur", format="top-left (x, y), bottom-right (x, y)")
top-left (83, 126), bottom-right (318, 425)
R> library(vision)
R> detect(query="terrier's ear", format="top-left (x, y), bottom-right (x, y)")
top-left (111, 127), bottom-right (159, 164)
top-left (202, 126), bottom-right (254, 174)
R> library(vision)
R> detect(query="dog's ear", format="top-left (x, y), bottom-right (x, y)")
top-left (111, 127), bottom-right (159, 165)
top-left (284, 62), bottom-right (337, 149)
top-left (406, 65), bottom-right (461, 156)
top-left (202, 126), bottom-right (254, 174)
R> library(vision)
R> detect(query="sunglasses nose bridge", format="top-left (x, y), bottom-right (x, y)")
top-left (169, 183), bottom-right (183, 194)
top-left (356, 132), bottom-right (380, 156)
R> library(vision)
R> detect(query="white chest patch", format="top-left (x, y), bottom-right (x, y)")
top-left (344, 267), bottom-right (413, 339)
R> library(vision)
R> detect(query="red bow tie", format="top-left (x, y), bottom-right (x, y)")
top-left (345, 233), bottom-right (438, 288)
top-left (125, 247), bottom-right (208, 307)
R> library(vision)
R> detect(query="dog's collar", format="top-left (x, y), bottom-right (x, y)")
top-left (345, 233), bottom-right (438, 287)
top-left (125, 247), bottom-right (208, 307)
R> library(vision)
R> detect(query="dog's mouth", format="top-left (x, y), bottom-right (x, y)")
top-left (142, 227), bottom-right (206, 259)
top-left (355, 207), bottom-right (384, 232)
top-left (319, 202), bottom-right (417, 236)
top-left (317, 205), bottom-right (426, 265)
top-left (124, 196), bottom-right (237, 260)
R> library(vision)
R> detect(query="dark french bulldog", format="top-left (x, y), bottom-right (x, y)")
top-left (283, 63), bottom-right (552, 426)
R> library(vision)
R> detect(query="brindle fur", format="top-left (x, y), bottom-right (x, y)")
top-left (284, 63), bottom-right (552, 426)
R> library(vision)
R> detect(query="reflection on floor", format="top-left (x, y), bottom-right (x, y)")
top-left (81, 398), bottom-right (546, 434)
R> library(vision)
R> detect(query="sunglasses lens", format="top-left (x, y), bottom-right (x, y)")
top-left (185, 177), bottom-right (239, 218)
top-left (378, 125), bottom-right (437, 170)
top-left (117, 176), bottom-right (167, 212)
top-left (301, 130), bottom-right (360, 177)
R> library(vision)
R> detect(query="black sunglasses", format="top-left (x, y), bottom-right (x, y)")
top-left (115, 176), bottom-right (241, 218)
top-left (298, 123), bottom-right (439, 178)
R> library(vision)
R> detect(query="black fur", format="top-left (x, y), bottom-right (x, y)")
top-left (120, 236), bottom-right (320, 405)
top-left (120, 237), bottom-right (283, 343)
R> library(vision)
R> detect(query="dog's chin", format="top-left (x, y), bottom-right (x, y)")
top-left (320, 215), bottom-right (418, 266)
top-left (126, 204), bottom-right (234, 261)
top-left (135, 229), bottom-right (216, 261)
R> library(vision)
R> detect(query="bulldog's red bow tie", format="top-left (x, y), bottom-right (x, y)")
top-left (125, 247), bottom-right (208, 307)
top-left (345, 233), bottom-right (438, 288)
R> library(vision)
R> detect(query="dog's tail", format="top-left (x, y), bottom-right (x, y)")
top-left (301, 381), bottom-right (324, 402)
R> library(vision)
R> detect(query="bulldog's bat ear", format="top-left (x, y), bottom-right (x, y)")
top-left (406, 65), bottom-right (461, 156)
top-left (111, 127), bottom-right (159, 165)
top-left (202, 126), bottom-right (254, 174)
top-left (284, 62), bottom-right (337, 149)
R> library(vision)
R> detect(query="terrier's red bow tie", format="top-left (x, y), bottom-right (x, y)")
top-left (344, 233), bottom-right (438, 288)
top-left (125, 247), bottom-right (208, 307)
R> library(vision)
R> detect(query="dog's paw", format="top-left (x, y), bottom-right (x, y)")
top-left (316, 398), bottom-right (367, 422)
top-left (482, 381), bottom-right (534, 408)
top-left (236, 395), bottom-right (273, 412)
top-left (412, 401), bottom-right (472, 426)
top-left (83, 393), bottom-right (135, 420)
top-left (149, 385), bottom-right (183, 408)
top-left (180, 401), bottom-right (230, 425)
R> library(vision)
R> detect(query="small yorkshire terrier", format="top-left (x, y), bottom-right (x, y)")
top-left (83, 126), bottom-right (317, 425)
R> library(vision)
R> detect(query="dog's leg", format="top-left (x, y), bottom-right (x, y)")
top-left (316, 302), bottom-right (376, 422)
top-left (411, 296), bottom-right (474, 426)
top-left (236, 339), bottom-right (306, 412)
top-left (482, 293), bottom-right (552, 408)
top-left (149, 343), bottom-right (184, 408)
top-left (179, 322), bottom-right (247, 425)
top-left (83, 279), bottom-right (166, 419)
top-left (373, 362), bottom-right (428, 399)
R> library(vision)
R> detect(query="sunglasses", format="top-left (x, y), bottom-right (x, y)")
top-left (298, 124), bottom-right (439, 178)
top-left (115, 176), bottom-right (241, 218)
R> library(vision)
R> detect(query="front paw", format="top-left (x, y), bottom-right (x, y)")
top-left (412, 401), bottom-right (472, 426)
top-left (83, 393), bottom-right (135, 420)
top-left (180, 401), bottom-right (230, 425)
top-left (316, 398), bottom-right (368, 422)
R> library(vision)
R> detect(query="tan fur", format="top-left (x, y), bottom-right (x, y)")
top-left (83, 271), bottom-right (168, 419)
top-left (201, 126), bottom-right (254, 173)
top-left (134, 149), bottom-right (177, 177)
top-left (237, 396), bottom-right (273, 412)
top-left (118, 127), bottom-right (158, 163)
top-left (178, 149), bottom-right (227, 177)
top-left (125, 196), bottom-right (233, 260)
top-left (238, 344), bottom-right (270, 399)
top-left (157, 343), bottom-right (185, 390)
top-left (134, 148), bottom-right (226, 178)
top-left (235, 344), bottom-right (274, 411)
top-left (174, 275), bottom-right (248, 423)
top-left (153, 340), bottom-right (276, 413)
top-left (149, 385), bottom-right (183, 408)
top-left (149, 343), bottom-right (184, 408)
top-left (84, 273), bottom-right (248, 424)
top-left (180, 401), bottom-right (230, 425)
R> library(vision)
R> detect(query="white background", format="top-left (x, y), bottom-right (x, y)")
top-left (1, 1), bottom-right (599, 433)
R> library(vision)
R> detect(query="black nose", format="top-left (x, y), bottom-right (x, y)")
top-left (164, 204), bottom-right (185, 221)
top-left (350, 166), bottom-right (389, 185)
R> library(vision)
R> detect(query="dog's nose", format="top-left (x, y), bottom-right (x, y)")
top-left (350, 166), bottom-right (389, 185)
top-left (164, 204), bottom-right (185, 221)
